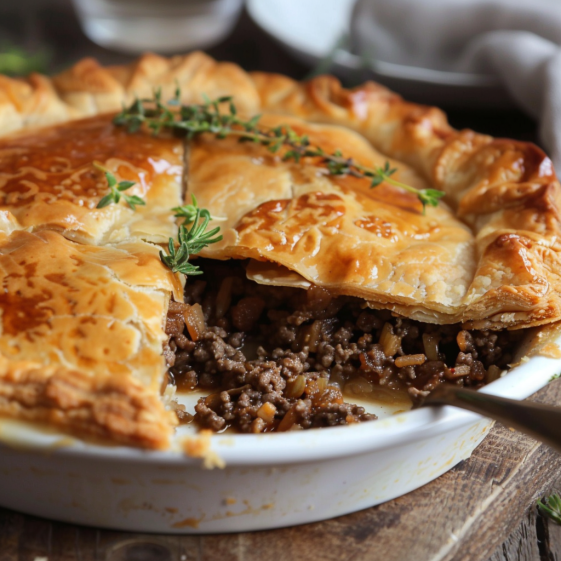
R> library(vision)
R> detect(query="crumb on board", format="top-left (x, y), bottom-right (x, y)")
top-left (182, 429), bottom-right (225, 469)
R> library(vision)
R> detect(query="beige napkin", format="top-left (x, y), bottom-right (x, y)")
top-left (352, 0), bottom-right (561, 167)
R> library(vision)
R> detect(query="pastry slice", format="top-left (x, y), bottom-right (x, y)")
top-left (0, 229), bottom-right (182, 448)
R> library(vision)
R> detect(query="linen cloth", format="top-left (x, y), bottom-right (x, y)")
top-left (351, 0), bottom-right (561, 167)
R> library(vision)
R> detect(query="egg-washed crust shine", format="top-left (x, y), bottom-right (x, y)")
top-left (0, 52), bottom-right (558, 448)
top-left (5, 51), bottom-right (557, 330)
top-left (0, 114), bottom-right (184, 245)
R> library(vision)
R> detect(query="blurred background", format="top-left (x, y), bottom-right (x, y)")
top-left (0, 0), bottom-right (545, 146)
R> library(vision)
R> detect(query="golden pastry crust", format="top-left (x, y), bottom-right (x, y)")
top-left (0, 227), bottom-right (182, 447)
top-left (249, 73), bottom-right (561, 329)
top-left (0, 53), bottom-right (261, 135)
top-left (0, 114), bottom-right (183, 245)
top-left (0, 230), bottom-right (182, 389)
top-left (0, 52), bottom-right (558, 447)
top-left (0, 358), bottom-right (175, 449)
top-left (190, 115), bottom-right (475, 323)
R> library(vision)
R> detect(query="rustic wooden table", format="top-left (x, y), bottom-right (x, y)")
top-left (0, 2), bottom-right (557, 560)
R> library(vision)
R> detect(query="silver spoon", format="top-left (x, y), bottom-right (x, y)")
top-left (422, 384), bottom-right (561, 454)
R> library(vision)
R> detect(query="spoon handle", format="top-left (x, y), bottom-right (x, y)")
top-left (424, 384), bottom-right (561, 454)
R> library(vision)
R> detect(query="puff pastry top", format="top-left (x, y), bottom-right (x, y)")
top-left (188, 111), bottom-right (561, 329)
top-left (189, 115), bottom-right (475, 324)
top-left (0, 229), bottom-right (181, 386)
top-left (249, 72), bottom-right (561, 329)
top-left (0, 114), bottom-right (183, 245)
top-left (0, 51), bottom-right (558, 448)
top-left (0, 228), bottom-right (182, 448)
top-left (1, 51), bottom-right (551, 330)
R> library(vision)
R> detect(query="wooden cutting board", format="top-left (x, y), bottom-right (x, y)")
top-left (2, 381), bottom-right (561, 561)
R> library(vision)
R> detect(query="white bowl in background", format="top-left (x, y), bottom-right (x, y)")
top-left (73, 0), bottom-right (243, 54)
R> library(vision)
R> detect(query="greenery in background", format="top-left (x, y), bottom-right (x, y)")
top-left (305, 34), bottom-right (350, 80)
top-left (114, 89), bottom-right (444, 212)
top-left (538, 494), bottom-right (561, 525)
top-left (0, 43), bottom-right (50, 76)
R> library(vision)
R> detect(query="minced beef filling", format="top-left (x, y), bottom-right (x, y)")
top-left (164, 259), bottom-right (522, 433)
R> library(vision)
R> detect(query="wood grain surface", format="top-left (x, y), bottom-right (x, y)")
top-left (487, 502), bottom-right (561, 561)
top-left (0, 3), bottom-right (552, 561)
top-left (1, 381), bottom-right (560, 561)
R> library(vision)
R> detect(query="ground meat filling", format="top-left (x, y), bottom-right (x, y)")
top-left (165, 259), bottom-right (522, 433)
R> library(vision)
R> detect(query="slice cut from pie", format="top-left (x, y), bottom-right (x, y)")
top-left (0, 52), bottom-right (557, 447)
top-left (0, 229), bottom-right (182, 448)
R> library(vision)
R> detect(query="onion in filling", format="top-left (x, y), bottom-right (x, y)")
top-left (164, 259), bottom-right (521, 433)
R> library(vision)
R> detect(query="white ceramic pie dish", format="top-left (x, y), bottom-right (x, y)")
top-left (0, 340), bottom-right (557, 534)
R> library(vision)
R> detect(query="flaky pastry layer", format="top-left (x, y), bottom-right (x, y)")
top-left (0, 358), bottom-right (175, 449)
top-left (189, 115), bottom-right (475, 321)
top-left (0, 230), bottom-right (182, 389)
top-left (250, 72), bottom-right (561, 329)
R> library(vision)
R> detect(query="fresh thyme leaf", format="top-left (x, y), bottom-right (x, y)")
top-left (117, 180), bottom-right (136, 191)
top-left (550, 373), bottom-right (561, 382)
top-left (538, 494), bottom-right (561, 525)
top-left (105, 171), bottom-right (117, 188)
top-left (93, 163), bottom-right (145, 211)
top-left (159, 206), bottom-right (223, 276)
top-left (123, 194), bottom-right (145, 211)
top-left (418, 189), bottom-right (446, 211)
top-left (172, 194), bottom-right (212, 224)
top-left (305, 33), bottom-right (349, 80)
top-left (97, 194), bottom-right (115, 209)
top-left (113, 92), bottom-right (444, 213)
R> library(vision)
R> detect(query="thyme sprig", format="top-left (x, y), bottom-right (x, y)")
top-left (538, 494), bottom-right (561, 525)
top-left (113, 90), bottom-right (444, 213)
top-left (172, 194), bottom-right (211, 224)
top-left (94, 163), bottom-right (146, 211)
top-left (160, 198), bottom-right (223, 276)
